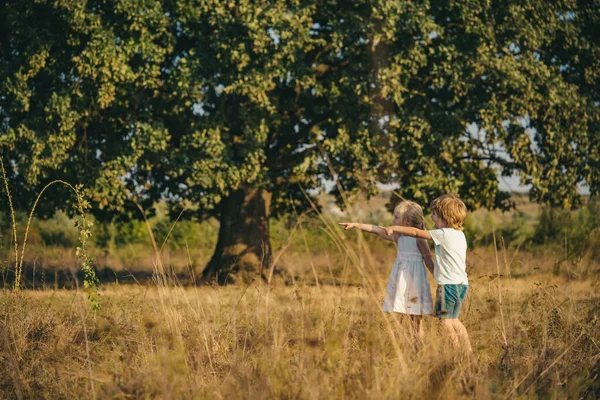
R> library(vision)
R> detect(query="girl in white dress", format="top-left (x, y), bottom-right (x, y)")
top-left (339, 201), bottom-right (434, 340)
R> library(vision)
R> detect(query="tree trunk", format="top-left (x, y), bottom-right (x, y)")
top-left (202, 187), bottom-right (272, 284)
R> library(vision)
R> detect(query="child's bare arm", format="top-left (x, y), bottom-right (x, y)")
top-left (338, 222), bottom-right (397, 242)
top-left (383, 225), bottom-right (432, 240)
top-left (416, 239), bottom-right (434, 275)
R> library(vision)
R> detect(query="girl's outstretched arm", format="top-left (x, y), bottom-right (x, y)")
top-left (338, 222), bottom-right (398, 242)
top-left (383, 225), bottom-right (432, 240)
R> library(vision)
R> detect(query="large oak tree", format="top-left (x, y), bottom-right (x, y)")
top-left (1, 0), bottom-right (598, 283)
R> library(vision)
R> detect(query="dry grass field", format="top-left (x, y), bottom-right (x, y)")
top-left (1, 243), bottom-right (599, 399)
top-left (1, 193), bottom-right (599, 398)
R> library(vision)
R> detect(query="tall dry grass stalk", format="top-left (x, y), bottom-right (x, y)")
top-left (0, 157), bottom-right (99, 300)
top-left (493, 230), bottom-right (509, 348)
top-left (1, 158), bottom-right (20, 291)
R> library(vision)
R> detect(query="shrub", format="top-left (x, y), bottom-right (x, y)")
top-left (36, 211), bottom-right (78, 247)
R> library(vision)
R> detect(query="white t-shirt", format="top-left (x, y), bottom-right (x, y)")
top-left (429, 228), bottom-right (468, 285)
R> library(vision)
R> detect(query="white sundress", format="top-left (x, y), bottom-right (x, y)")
top-left (383, 235), bottom-right (433, 315)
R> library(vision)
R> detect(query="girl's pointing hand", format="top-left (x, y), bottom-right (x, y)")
top-left (338, 222), bottom-right (356, 230)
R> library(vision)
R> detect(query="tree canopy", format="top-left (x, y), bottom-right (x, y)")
top-left (1, 0), bottom-right (598, 281)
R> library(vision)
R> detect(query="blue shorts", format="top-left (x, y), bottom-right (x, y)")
top-left (435, 284), bottom-right (468, 319)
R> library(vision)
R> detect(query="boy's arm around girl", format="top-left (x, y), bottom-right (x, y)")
top-left (338, 222), bottom-right (434, 275)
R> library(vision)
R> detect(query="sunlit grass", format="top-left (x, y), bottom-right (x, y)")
top-left (1, 161), bottom-right (599, 398)
top-left (1, 257), bottom-right (598, 398)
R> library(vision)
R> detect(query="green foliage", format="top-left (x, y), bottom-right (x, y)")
top-left (2, 0), bottom-right (597, 218)
top-left (533, 198), bottom-right (600, 259)
top-left (465, 197), bottom-right (600, 264)
top-left (35, 211), bottom-right (79, 247)
top-left (534, 207), bottom-right (572, 245)
top-left (468, 210), bottom-right (536, 250)
top-left (2, 0), bottom-right (599, 279)
top-left (114, 219), bottom-right (152, 246)
top-left (92, 221), bottom-right (118, 251)
top-left (152, 218), bottom-right (219, 251)
top-left (153, 0), bottom-right (322, 218)
top-left (0, 0), bottom-right (173, 218)
top-left (300, 0), bottom-right (600, 211)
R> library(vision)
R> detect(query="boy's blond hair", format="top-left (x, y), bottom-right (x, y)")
top-left (393, 201), bottom-right (425, 229)
top-left (430, 194), bottom-right (467, 230)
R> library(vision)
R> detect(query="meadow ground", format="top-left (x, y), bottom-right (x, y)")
top-left (1, 194), bottom-right (599, 398)
top-left (1, 250), bottom-right (598, 399)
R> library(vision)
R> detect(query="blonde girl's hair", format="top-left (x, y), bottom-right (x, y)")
top-left (393, 201), bottom-right (425, 229)
top-left (430, 194), bottom-right (467, 230)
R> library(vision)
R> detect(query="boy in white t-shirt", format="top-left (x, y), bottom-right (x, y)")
top-left (384, 194), bottom-right (472, 354)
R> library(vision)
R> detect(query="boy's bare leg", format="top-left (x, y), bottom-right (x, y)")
top-left (450, 319), bottom-right (473, 355)
top-left (440, 319), bottom-right (459, 347)
top-left (441, 319), bottom-right (473, 355)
